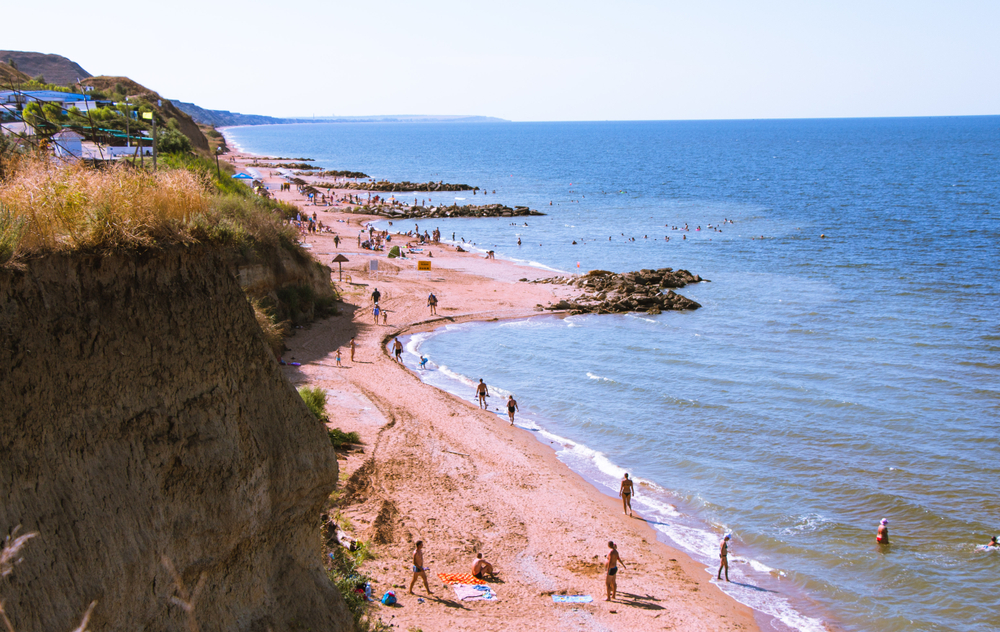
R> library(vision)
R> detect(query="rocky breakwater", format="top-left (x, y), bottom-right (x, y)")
top-left (0, 248), bottom-right (351, 632)
top-left (534, 268), bottom-right (706, 314)
top-left (333, 180), bottom-right (478, 192)
top-left (356, 202), bottom-right (546, 219)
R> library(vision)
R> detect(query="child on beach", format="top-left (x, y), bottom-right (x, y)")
top-left (336, 349), bottom-right (342, 367)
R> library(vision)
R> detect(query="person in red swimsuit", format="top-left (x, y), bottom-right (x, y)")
top-left (876, 519), bottom-right (890, 545)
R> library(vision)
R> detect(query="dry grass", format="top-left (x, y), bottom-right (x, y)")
top-left (0, 156), bottom-right (299, 266)
top-left (0, 527), bottom-right (97, 632)
top-left (251, 298), bottom-right (289, 357)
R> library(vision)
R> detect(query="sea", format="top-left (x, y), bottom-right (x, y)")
top-left (223, 118), bottom-right (1000, 632)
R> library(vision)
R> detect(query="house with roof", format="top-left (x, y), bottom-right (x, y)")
top-left (0, 90), bottom-right (108, 115)
top-left (52, 129), bottom-right (84, 159)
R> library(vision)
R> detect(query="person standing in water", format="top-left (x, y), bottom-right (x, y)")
top-left (506, 395), bottom-right (519, 425)
top-left (877, 519), bottom-right (890, 545)
top-left (717, 534), bottom-right (730, 582)
top-left (476, 379), bottom-right (489, 409)
top-left (392, 337), bottom-right (403, 362)
top-left (619, 474), bottom-right (635, 517)
top-left (605, 541), bottom-right (626, 601)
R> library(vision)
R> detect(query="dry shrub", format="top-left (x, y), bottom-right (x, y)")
top-left (0, 158), bottom-right (297, 266)
top-left (0, 158), bottom-right (207, 260)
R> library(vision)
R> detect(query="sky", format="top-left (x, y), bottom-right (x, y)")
top-left (4, 0), bottom-right (999, 121)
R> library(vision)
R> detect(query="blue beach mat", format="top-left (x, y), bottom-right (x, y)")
top-left (552, 595), bottom-right (593, 603)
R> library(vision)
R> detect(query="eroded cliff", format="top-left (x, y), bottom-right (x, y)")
top-left (0, 248), bottom-right (350, 631)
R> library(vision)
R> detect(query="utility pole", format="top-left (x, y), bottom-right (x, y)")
top-left (151, 116), bottom-right (157, 171)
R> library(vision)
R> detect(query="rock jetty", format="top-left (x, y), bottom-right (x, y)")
top-left (331, 180), bottom-right (479, 192)
top-left (531, 268), bottom-right (706, 314)
top-left (345, 203), bottom-right (545, 219)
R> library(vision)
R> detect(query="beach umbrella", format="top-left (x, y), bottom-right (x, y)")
top-left (332, 254), bottom-right (349, 281)
top-left (231, 173), bottom-right (253, 180)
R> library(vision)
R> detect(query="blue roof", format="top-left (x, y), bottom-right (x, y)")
top-left (0, 90), bottom-right (90, 102)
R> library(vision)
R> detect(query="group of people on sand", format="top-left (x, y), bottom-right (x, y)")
top-left (408, 541), bottom-right (496, 595)
top-left (407, 540), bottom-right (628, 603)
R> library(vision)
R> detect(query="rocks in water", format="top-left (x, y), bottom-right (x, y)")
top-left (534, 268), bottom-right (706, 314)
top-left (344, 203), bottom-right (545, 219)
top-left (328, 180), bottom-right (478, 192)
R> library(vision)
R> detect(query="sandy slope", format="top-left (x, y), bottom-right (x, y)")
top-left (231, 153), bottom-right (761, 632)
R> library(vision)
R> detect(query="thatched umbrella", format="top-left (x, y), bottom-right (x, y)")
top-left (332, 254), bottom-right (350, 281)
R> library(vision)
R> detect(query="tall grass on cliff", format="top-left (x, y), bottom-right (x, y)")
top-left (0, 156), bottom-right (301, 266)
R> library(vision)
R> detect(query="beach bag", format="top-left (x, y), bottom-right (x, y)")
top-left (381, 590), bottom-right (396, 606)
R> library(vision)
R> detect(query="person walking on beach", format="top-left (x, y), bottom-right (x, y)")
top-left (717, 534), bottom-right (730, 582)
top-left (476, 379), bottom-right (489, 409)
top-left (350, 337), bottom-right (356, 362)
top-left (877, 519), bottom-right (890, 545)
top-left (408, 541), bottom-right (432, 595)
top-left (619, 473), bottom-right (635, 517)
top-left (336, 348), bottom-right (342, 367)
top-left (373, 303), bottom-right (381, 325)
top-left (371, 287), bottom-right (381, 304)
top-left (393, 337), bottom-right (403, 362)
top-left (333, 234), bottom-right (340, 248)
top-left (506, 395), bottom-right (519, 425)
top-left (427, 292), bottom-right (438, 315)
top-left (605, 541), bottom-right (626, 601)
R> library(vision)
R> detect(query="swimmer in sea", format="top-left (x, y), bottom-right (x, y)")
top-left (876, 519), bottom-right (890, 545)
top-left (619, 473), bottom-right (635, 516)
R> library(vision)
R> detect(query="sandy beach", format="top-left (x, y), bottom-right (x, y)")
top-left (226, 150), bottom-right (762, 632)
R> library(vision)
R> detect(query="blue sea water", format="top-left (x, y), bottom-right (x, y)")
top-left (224, 118), bottom-right (1000, 632)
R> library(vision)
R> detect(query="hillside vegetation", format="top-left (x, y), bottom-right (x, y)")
top-left (0, 61), bottom-right (30, 85)
top-left (0, 50), bottom-right (91, 85)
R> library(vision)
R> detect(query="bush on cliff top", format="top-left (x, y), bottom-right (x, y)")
top-left (0, 156), bottom-right (301, 266)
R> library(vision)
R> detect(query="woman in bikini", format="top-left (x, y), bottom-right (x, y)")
top-left (507, 395), bottom-right (519, 425)
top-left (619, 473), bottom-right (634, 516)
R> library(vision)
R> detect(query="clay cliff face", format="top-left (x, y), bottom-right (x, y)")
top-left (0, 249), bottom-right (350, 631)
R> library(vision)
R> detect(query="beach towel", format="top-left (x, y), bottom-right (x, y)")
top-left (452, 584), bottom-right (497, 601)
top-left (552, 595), bottom-right (593, 603)
top-left (438, 573), bottom-right (486, 585)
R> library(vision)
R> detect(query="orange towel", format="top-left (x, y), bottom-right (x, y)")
top-left (438, 573), bottom-right (486, 585)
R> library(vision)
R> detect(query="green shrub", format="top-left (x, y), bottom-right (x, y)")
top-left (298, 386), bottom-right (328, 423)
top-left (158, 128), bottom-right (192, 154)
top-left (328, 428), bottom-right (361, 448)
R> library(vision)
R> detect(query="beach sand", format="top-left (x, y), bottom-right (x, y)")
top-left (229, 152), bottom-right (761, 632)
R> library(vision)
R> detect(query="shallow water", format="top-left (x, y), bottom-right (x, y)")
top-left (225, 118), bottom-right (1000, 631)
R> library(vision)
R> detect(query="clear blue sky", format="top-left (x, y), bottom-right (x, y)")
top-left (4, 0), bottom-right (998, 121)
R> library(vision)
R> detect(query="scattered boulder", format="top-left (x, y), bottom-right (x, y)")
top-left (534, 268), bottom-right (706, 314)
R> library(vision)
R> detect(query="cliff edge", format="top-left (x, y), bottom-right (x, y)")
top-left (0, 248), bottom-right (350, 631)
